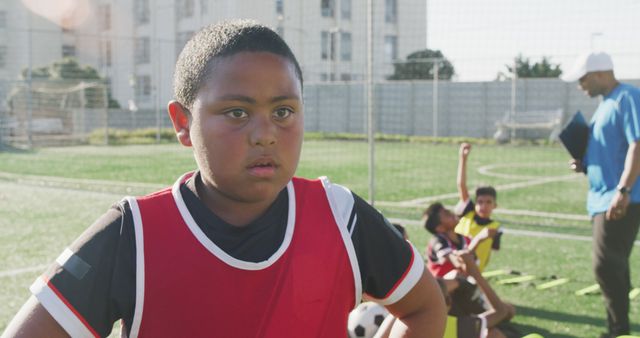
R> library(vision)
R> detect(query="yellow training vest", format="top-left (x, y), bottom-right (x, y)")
top-left (455, 211), bottom-right (500, 272)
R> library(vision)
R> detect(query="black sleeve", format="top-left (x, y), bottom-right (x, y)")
top-left (349, 194), bottom-right (414, 300)
top-left (36, 201), bottom-right (137, 337)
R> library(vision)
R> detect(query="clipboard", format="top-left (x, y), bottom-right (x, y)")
top-left (559, 111), bottom-right (589, 161)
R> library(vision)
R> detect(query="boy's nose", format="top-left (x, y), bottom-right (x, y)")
top-left (250, 114), bottom-right (277, 146)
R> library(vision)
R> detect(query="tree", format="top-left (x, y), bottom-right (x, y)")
top-left (500, 55), bottom-right (562, 79)
top-left (20, 57), bottom-right (120, 108)
top-left (387, 49), bottom-right (455, 80)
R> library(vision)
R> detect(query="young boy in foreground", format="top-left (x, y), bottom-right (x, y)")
top-left (3, 20), bottom-right (445, 338)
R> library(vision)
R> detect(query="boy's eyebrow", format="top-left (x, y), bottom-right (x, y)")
top-left (215, 94), bottom-right (301, 104)
top-left (216, 94), bottom-right (256, 104)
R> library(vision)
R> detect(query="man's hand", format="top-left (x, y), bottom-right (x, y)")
top-left (606, 191), bottom-right (630, 220)
top-left (459, 143), bottom-right (471, 160)
top-left (569, 159), bottom-right (583, 173)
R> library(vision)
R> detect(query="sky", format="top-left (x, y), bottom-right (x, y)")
top-left (427, 0), bottom-right (640, 81)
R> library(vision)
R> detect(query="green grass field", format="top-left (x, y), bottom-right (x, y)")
top-left (1, 141), bottom-right (639, 337)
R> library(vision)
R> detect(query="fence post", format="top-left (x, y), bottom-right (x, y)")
top-left (366, 0), bottom-right (375, 205)
top-left (433, 59), bottom-right (439, 137)
top-left (510, 57), bottom-right (517, 140)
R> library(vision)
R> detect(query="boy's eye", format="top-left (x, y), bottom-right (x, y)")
top-left (273, 107), bottom-right (293, 119)
top-left (225, 109), bottom-right (248, 119)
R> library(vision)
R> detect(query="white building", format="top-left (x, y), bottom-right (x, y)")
top-left (2, 0), bottom-right (427, 109)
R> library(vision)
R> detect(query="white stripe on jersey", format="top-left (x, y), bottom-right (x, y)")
top-left (30, 276), bottom-right (96, 338)
top-left (126, 196), bottom-right (144, 338)
top-left (169, 173), bottom-right (297, 270)
top-left (319, 176), bottom-right (362, 308)
top-left (366, 243), bottom-right (425, 306)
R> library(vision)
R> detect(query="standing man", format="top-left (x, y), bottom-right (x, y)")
top-left (562, 51), bottom-right (640, 337)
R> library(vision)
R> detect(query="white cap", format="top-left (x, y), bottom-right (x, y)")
top-left (560, 52), bottom-right (614, 82)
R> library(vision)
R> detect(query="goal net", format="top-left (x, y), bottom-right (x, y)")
top-left (1, 79), bottom-right (108, 147)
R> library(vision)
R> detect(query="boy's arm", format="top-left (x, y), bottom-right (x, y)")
top-left (457, 252), bottom-right (513, 327)
top-left (457, 143), bottom-right (472, 203)
top-left (1, 296), bottom-right (69, 338)
top-left (383, 269), bottom-right (446, 338)
top-left (466, 228), bottom-right (498, 252)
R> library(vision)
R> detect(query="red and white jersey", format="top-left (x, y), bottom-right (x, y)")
top-left (30, 173), bottom-right (424, 337)
top-left (130, 175), bottom-right (357, 337)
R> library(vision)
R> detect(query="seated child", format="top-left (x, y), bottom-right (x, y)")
top-left (375, 251), bottom-right (516, 338)
top-left (455, 143), bottom-right (502, 272)
top-left (423, 202), bottom-right (470, 278)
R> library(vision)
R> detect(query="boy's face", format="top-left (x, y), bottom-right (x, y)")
top-left (475, 194), bottom-right (496, 219)
top-left (182, 52), bottom-right (303, 207)
top-left (436, 207), bottom-right (458, 231)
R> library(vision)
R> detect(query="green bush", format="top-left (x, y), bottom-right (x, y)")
top-left (88, 128), bottom-right (178, 145)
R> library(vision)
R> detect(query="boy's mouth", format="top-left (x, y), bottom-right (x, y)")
top-left (247, 158), bottom-right (277, 177)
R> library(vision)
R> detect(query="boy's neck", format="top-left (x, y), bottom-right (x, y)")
top-left (444, 230), bottom-right (459, 242)
top-left (191, 172), bottom-right (280, 227)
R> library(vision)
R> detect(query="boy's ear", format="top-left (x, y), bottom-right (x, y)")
top-left (168, 100), bottom-right (192, 147)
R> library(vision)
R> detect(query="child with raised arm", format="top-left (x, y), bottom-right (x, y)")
top-left (455, 143), bottom-right (502, 272)
top-left (3, 20), bottom-right (445, 338)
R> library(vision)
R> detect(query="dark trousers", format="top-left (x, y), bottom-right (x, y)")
top-left (592, 203), bottom-right (640, 335)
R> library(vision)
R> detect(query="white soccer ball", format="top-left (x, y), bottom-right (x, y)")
top-left (347, 301), bottom-right (389, 338)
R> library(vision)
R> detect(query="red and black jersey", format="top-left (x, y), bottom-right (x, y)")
top-left (31, 172), bottom-right (424, 337)
top-left (426, 233), bottom-right (470, 278)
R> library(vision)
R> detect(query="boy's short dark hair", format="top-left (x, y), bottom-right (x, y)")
top-left (475, 186), bottom-right (497, 200)
top-left (423, 202), bottom-right (444, 235)
top-left (173, 19), bottom-right (304, 110)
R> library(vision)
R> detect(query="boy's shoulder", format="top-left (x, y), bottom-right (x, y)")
top-left (455, 199), bottom-right (475, 217)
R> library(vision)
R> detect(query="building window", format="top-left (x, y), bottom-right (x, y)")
top-left (175, 31), bottom-right (194, 57)
top-left (341, 0), bottom-right (351, 19)
top-left (0, 46), bottom-right (7, 68)
top-left (321, 31), bottom-right (329, 60)
top-left (340, 32), bottom-right (351, 61)
top-left (320, 73), bottom-right (328, 82)
top-left (0, 11), bottom-right (7, 29)
top-left (321, 0), bottom-right (335, 17)
top-left (340, 73), bottom-right (351, 81)
top-left (177, 0), bottom-right (195, 19)
top-left (105, 41), bottom-right (112, 67)
top-left (135, 75), bottom-right (151, 100)
top-left (62, 45), bottom-right (76, 58)
top-left (135, 0), bottom-right (149, 25)
top-left (330, 32), bottom-right (336, 61)
top-left (99, 4), bottom-right (111, 31)
top-left (385, 0), bottom-right (397, 23)
top-left (384, 35), bottom-right (398, 62)
top-left (135, 37), bottom-right (150, 64)
top-left (276, 0), bottom-right (284, 14)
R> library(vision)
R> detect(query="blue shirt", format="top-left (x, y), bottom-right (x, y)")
top-left (585, 83), bottom-right (640, 216)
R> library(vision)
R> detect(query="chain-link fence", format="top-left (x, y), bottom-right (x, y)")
top-left (1, 0), bottom-right (639, 203)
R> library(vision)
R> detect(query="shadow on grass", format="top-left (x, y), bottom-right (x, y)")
top-left (513, 305), bottom-right (640, 337)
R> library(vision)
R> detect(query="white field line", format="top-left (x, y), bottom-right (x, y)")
top-left (381, 173), bottom-right (582, 208)
top-left (0, 171), bottom-right (165, 195)
top-left (378, 162), bottom-right (586, 221)
top-left (389, 217), bottom-right (640, 247)
top-left (0, 264), bottom-right (48, 278)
